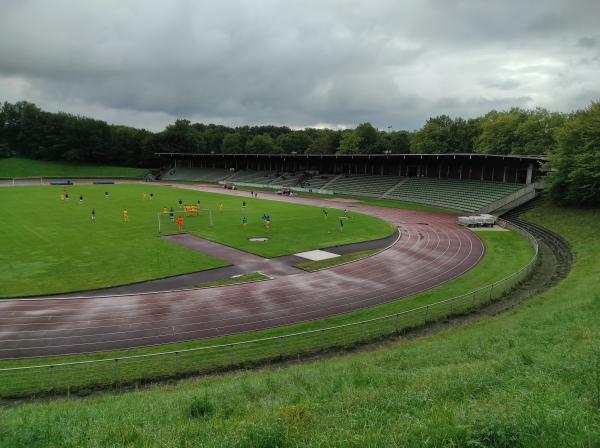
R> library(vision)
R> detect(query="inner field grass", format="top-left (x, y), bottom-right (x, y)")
top-left (0, 210), bottom-right (565, 446)
top-left (0, 158), bottom-right (148, 178)
top-left (0, 230), bottom-right (531, 370)
top-left (0, 184), bottom-right (394, 297)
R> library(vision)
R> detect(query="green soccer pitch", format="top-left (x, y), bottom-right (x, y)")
top-left (0, 184), bottom-right (396, 297)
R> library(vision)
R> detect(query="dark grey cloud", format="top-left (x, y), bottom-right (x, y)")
top-left (0, 0), bottom-right (599, 131)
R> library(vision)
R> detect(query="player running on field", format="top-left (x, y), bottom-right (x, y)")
top-left (79, 195), bottom-right (84, 204)
top-left (242, 216), bottom-right (248, 231)
top-left (177, 215), bottom-right (184, 231)
top-left (60, 193), bottom-right (65, 203)
top-left (123, 209), bottom-right (129, 222)
top-left (104, 191), bottom-right (109, 199)
top-left (91, 208), bottom-right (96, 222)
top-left (169, 207), bottom-right (175, 222)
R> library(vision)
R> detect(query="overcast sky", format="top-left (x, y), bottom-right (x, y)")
top-left (0, 0), bottom-right (598, 131)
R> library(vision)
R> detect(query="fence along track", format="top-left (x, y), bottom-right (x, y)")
top-left (0, 219), bottom-right (539, 398)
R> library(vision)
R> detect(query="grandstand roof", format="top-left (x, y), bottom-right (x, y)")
top-left (156, 152), bottom-right (547, 162)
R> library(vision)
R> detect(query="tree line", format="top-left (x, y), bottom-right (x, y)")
top-left (0, 100), bottom-right (598, 204)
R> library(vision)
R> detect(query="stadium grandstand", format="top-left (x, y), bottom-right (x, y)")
top-left (157, 153), bottom-right (545, 214)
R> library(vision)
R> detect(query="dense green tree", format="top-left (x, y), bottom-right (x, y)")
top-left (276, 131), bottom-right (312, 153)
top-left (0, 99), bottom-right (591, 181)
top-left (337, 130), bottom-right (363, 154)
top-left (411, 115), bottom-right (479, 154)
top-left (512, 109), bottom-right (565, 155)
top-left (221, 133), bottom-right (244, 154)
top-left (546, 102), bottom-right (600, 205)
top-left (160, 119), bottom-right (207, 153)
top-left (389, 131), bottom-right (413, 154)
top-left (475, 109), bottom-right (527, 155)
top-left (337, 123), bottom-right (378, 154)
top-left (411, 115), bottom-right (456, 154)
top-left (371, 130), bottom-right (412, 154)
top-left (246, 134), bottom-right (279, 154)
top-left (202, 124), bottom-right (232, 153)
top-left (354, 123), bottom-right (378, 149)
top-left (305, 130), bottom-right (339, 154)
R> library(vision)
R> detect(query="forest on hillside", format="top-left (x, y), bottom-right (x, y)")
top-left (1, 100), bottom-right (599, 204)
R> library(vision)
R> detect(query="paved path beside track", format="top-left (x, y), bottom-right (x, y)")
top-left (0, 184), bottom-right (485, 359)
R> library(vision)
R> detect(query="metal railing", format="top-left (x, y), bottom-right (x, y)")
top-left (0, 220), bottom-right (538, 398)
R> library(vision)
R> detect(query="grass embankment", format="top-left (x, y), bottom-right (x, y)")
top-left (194, 273), bottom-right (270, 288)
top-left (0, 184), bottom-right (393, 296)
top-left (0, 230), bottom-right (532, 394)
top-left (296, 249), bottom-right (380, 271)
top-left (0, 158), bottom-right (148, 178)
top-left (0, 202), bottom-right (594, 447)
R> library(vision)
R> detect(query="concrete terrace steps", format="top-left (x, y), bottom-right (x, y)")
top-left (381, 178), bottom-right (408, 198)
top-left (160, 167), bottom-right (527, 213)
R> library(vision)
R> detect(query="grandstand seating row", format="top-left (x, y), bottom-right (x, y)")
top-left (160, 167), bottom-right (526, 213)
top-left (385, 178), bottom-right (523, 213)
top-left (324, 175), bottom-right (402, 197)
top-left (161, 167), bottom-right (232, 182)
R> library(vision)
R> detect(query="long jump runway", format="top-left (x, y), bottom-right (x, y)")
top-left (0, 186), bottom-right (485, 359)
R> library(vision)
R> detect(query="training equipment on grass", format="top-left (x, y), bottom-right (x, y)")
top-left (183, 204), bottom-right (199, 216)
top-left (157, 208), bottom-right (213, 233)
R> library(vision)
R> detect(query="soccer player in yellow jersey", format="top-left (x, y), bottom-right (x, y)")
top-left (123, 209), bottom-right (129, 222)
top-left (60, 193), bottom-right (65, 203)
top-left (219, 203), bottom-right (224, 213)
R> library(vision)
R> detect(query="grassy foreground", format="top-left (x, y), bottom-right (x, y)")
top-left (0, 202), bottom-right (595, 447)
top-left (0, 158), bottom-right (148, 178)
top-left (0, 184), bottom-right (393, 297)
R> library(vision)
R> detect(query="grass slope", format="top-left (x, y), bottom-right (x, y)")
top-left (0, 158), bottom-right (148, 178)
top-left (0, 184), bottom-right (394, 296)
top-left (0, 202), bottom-right (595, 447)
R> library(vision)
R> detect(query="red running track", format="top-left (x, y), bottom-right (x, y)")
top-left (0, 186), bottom-right (485, 359)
